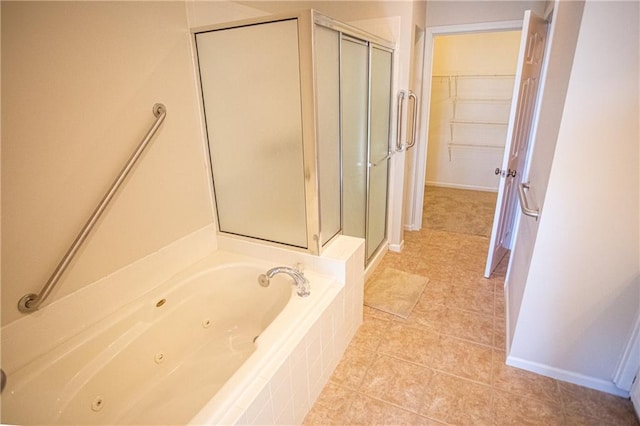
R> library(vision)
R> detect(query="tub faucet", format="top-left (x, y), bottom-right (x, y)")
top-left (258, 266), bottom-right (310, 297)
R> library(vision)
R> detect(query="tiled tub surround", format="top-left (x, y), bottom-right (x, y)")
top-left (1, 227), bottom-right (365, 425)
top-left (305, 228), bottom-right (639, 425)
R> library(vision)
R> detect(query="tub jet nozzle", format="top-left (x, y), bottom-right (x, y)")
top-left (258, 274), bottom-right (270, 287)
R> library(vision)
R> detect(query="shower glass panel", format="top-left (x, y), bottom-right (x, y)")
top-left (314, 26), bottom-right (341, 247)
top-left (195, 20), bottom-right (308, 248)
top-left (366, 46), bottom-right (392, 259)
top-left (341, 36), bottom-right (369, 240)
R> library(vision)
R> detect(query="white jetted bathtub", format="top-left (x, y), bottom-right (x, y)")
top-left (1, 248), bottom-right (353, 425)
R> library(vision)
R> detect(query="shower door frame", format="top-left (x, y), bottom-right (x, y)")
top-left (191, 10), bottom-right (394, 256)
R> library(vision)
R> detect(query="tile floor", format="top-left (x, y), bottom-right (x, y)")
top-left (304, 227), bottom-right (639, 425)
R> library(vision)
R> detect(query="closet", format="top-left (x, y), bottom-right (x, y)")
top-left (426, 31), bottom-right (520, 192)
top-left (193, 11), bottom-right (394, 262)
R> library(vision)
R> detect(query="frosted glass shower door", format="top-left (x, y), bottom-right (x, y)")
top-left (315, 26), bottom-right (341, 247)
top-left (341, 36), bottom-right (369, 240)
top-left (195, 20), bottom-right (308, 248)
top-left (366, 46), bottom-right (393, 259)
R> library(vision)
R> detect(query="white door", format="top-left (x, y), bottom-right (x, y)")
top-left (485, 11), bottom-right (548, 277)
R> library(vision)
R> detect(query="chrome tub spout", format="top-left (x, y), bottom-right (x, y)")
top-left (258, 266), bottom-right (310, 297)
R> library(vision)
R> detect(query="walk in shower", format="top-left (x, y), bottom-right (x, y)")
top-left (194, 10), bottom-right (394, 263)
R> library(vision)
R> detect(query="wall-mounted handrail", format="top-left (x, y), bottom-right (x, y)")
top-left (18, 103), bottom-right (167, 314)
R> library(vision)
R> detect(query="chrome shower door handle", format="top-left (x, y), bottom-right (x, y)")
top-left (517, 182), bottom-right (539, 220)
top-left (406, 91), bottom-right (418, 149)
top-left (395, 90), bottom-right (406, 152)
top-left (368, 152), bottom-right (391, 168)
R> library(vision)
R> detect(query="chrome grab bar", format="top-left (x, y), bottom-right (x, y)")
top-left (395, 90), bottom-right (406, 152)
top-left (405, 91), bottom-right (418, 149)
top-left (18, 103), bottom-right (167, 314)
top-left (517, 182), bottom-right (539, 220)
top-left (369, 152), bottom-right (391, 168)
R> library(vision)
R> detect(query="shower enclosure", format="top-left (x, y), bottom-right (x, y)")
top-left (193, 10), bottom-right (394, 263)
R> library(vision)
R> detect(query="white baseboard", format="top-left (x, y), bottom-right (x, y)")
top-left (425, 181), bottom-right (498, 193)
top-left (631, 375), bottom-right (640, 419)
top-left (613, 312), bottom-right (640, 391)
top-left (388, 240), bottom-right (404, 253)
top-left (506, 355), bottom-right (630, 397)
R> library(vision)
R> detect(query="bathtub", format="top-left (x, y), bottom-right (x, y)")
top-left (1, 248), bottom-right (353, 425)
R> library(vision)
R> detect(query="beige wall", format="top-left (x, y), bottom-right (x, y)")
top-left (510, 0), bottom-right (639, 390)
top-left (1, 2), bottom-right (214, 325)
top-left (432, 31), bottom-right (521, 76)
top-left (426, 0), bottom-right (546, 27)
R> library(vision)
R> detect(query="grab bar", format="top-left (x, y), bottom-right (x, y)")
top-left (517, 182), bottom-right (539, 220)
top-left (18, 103), bottom-right (167, 313)
top-left (395, 90), bottom-right (406, 152)
top-left (405, 91), bottom-right (418, 149)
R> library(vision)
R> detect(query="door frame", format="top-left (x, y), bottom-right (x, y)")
top-left (407, 19), bottom-right (524, 231)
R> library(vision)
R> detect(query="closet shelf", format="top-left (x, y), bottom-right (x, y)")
top-left (450, 119), bottom-right (508, 126)
top-left (433, 73), bottom-right (516, 78)
top-left (452, 97), bottom-right (512, 104)
top-left (448, 142), bottom-right (504, 149)
top-left (447, 141), bottom-right (505, 162)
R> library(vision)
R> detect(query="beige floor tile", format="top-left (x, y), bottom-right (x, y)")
top-left (312, 381), bottom-right (355, 420)
top-left (311, 188), bottom-right (637, 426)
top-left (410, 301), bottom-right (494, 346)
top-left (457, 234), bottom-right (490, 253)
top-left (404, 228), bottom-right (433, 244)
top-left (350, 314), bottom-right (391, 352)
top-left (377, 322), bottom-right (441, 367)
top-left (420, 246), bottom-right (459, 265)
top-left (493, 276), bottom-right (506, 295)
top-left (404, 300), bottom-right (449, 331)
top-left (559, 381), bottom-right (639, 425)
top-left (493, 389), bottom-right (565, 426)
top-left (363, 305), bottom-right (399, 322)
top-left (419, 372), bottom-right (493, 425)
top-left (413, 261), bottom-right (453, 282)
top-left (494, 292), bottom-right (505, 318)
top-left (344, 393), bottom-right (424, 425)
top-left (401, 241), bottom-right (458, 262)
top-left (329, 342), bottom-right (374, 390)
top-left (426, 230), bottom-right (464, 249)
top-left (416, 280), bottom-right (451, 307)
top-left (450, 269), bottom-right (495, 293)
top-left (492, 350), bottom-right (562, 402)
top-left (493, 317), bottom-right (506, 350)
top-left (441, 307), bottom-right (494, 346)
top-left (564, 411), bottom-right (625, 426)
top-left (303, 399), bottom-right (351, 425)
top-left (446, 284), bottom-right (495, 316)
top-left (360, 354), bottom-right (434, 413)
top-left (432, 335), bottom-right (493, 384)
top-left (457, 259), bottom-right (487, 274)
top-left (456, 250), bottom-right (488, 269)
